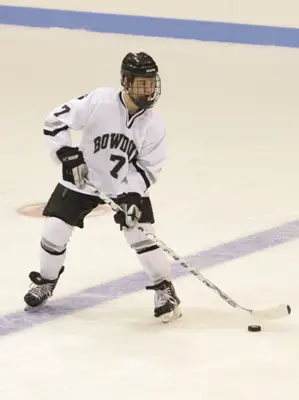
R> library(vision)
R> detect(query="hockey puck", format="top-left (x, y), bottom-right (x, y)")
top-left (248, 325), bottom-right (261, 332)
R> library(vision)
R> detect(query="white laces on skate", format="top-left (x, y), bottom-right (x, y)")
top-left (28, 283), bottom-right (54, 300)
top-left (155, 287), bottom-right (176, 308)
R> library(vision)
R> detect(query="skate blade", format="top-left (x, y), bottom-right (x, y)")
top-left (24, 300), bottom-right (48, 312)
top-left (160, 306), bottom-right (182, 323)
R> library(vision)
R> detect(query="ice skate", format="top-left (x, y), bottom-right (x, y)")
top-left (24, 266), bottom-right (64, 311)
top-left (146, 280), bottom-right (182, 323)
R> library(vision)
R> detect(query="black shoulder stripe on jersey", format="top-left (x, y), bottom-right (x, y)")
top-left (131, 159), bottom-right (151, 190)
top-left (44, 125), bottom-right (69, 137)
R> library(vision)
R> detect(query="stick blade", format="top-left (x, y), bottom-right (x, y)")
top-left (251, 304), bottom-right (291, 320)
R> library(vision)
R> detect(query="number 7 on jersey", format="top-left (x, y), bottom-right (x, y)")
top-left (110, 154), bottom-right (126, 178)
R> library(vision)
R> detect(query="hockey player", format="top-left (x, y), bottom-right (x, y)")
top-left (24, 52), bottom-right (182, 323)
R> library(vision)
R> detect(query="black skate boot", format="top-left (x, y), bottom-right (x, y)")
top-left (24, 266), bottom-right (64, 311)
top-left (146, 280), bottom-right (182, 323)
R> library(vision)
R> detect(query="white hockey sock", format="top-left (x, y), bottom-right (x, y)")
top-left (40, 217), bottom-right (74, 280)
top-left (123, 224), bottom-right (172, 284)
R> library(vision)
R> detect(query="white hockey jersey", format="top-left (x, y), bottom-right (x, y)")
top-left (44, 88), bottom-right (166, 197)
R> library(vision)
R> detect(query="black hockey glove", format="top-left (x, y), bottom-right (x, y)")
top-left (56, 146), bottom-right (88, 189)
top-left (114, 192), bottom-right (142, 230)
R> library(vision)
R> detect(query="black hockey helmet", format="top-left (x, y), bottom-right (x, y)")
top-left (121, 52), bottom-right (161, 110)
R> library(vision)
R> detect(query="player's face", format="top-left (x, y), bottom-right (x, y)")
top-left (123, 74), bottom-right (161, 110)
top-left (130, 76), bottom-right (156, 97)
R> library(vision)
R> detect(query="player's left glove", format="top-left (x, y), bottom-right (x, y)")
top-left (114, 192), bottom-right (142, 230)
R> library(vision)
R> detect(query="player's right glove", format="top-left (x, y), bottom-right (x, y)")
top-left (56, 146), bottom-right (88, 189)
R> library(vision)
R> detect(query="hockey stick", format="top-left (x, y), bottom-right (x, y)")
top-left (85, 179), bottom-right (291, 320)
